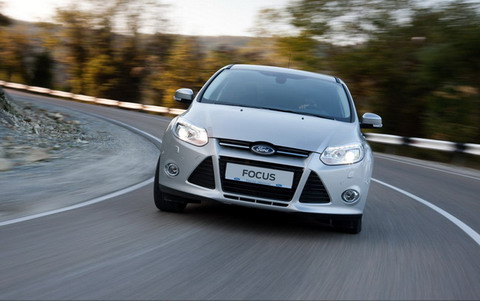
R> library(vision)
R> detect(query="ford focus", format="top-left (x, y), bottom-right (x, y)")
top-left (154, 64), bottom-right (382, 233)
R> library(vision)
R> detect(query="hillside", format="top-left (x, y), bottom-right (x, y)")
top-left (5, 18), bottom-right (253, 52)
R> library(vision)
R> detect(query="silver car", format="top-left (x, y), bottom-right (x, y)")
top-left (154, 64), bottom-right (382, 233)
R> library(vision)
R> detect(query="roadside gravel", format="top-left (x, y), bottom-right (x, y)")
top-left (0, 89), bottom-right (159, 222)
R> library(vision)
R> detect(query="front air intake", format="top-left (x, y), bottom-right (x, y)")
top-left (188, 157), bottom-right (215, 189)
top-left (299, 172), bottom-right (330, 203)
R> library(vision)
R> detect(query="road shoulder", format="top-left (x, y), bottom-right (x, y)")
top-left (0, 91), bottom-right (159, 223)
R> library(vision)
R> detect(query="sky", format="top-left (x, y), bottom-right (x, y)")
top-left (1, 0), bottom-right (291, 36)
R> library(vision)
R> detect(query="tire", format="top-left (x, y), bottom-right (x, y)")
top-left (333, 215), bottom-right (362, 234)
top-left (154, 157), bottom-right (187, 213)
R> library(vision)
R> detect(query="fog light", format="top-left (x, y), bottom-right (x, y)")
top-left (342, 189), bottom-right (360, 204)
top-left (165, 163), bottom-right (179, 177)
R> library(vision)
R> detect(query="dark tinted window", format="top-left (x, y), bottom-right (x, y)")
top-left (201, 69), bottom-right (351, 122)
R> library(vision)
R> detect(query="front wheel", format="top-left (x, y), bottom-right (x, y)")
top-left (154, 157), bottom-right (186, 213)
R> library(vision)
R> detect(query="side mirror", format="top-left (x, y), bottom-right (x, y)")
top-left (360, 113), bottom-right (382, 129)
top-left (174, 88), bottom-right (194, 103)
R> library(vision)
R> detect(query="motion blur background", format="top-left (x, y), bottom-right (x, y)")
top-left (0, 0), bottom-right (479, 146)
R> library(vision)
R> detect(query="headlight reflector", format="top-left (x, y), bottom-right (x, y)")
top-left (320, 143), bottom-right (364, 165)
top-left (173, 117), bottom-right (208, 146)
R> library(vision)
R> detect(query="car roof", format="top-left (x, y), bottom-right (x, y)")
top-left (229, 64), bottom-right (338, 83)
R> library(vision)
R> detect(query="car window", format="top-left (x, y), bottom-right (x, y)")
top-left (201, 69), bottom-right (352, 122)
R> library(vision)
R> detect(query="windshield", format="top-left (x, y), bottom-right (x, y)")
top-left (200, 69), bottom-right (352, 122)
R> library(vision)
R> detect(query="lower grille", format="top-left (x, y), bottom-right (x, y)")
top-left (224, 195), bottom-right (289, 207)
top-left (188, 157), bottom-right (215, 189)
top-left (299, 171), bottom-right (330, 203)
top-left (219, 156), bottom-right (303, 201)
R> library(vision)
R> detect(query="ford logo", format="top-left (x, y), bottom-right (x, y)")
top-left (251, 144), bottom-right (275, 156)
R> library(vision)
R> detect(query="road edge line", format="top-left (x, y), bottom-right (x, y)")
top-left (0, 108), bottom-right (165, 227)
top-left (372, 178), bottom-right (480, 246)
top-left (0, 178), bottom-right (154, 227)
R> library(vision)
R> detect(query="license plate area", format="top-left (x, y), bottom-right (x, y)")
top-left (225, 163), bottom-right (294, 189)
top-left (219, 156), bottom-right (304, 201)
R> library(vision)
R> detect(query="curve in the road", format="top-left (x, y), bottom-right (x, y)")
top-left (372, 178), bottom-right (480, 246)
top-left (0, 98), bottom-right (164, 227)
top-left (2, 89), bottom-right (480, 300)
top-left (2, 94), bottom-right (479, 250)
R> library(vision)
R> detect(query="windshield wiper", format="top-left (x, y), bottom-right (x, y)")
top-left (211, 101), bottom-right (253, 108)
top-left (258, 107), bottom-right (336, 120)
top-left (208, 102), bottom-right (337, 120)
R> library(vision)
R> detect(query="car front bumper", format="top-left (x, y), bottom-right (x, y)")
top-left (158, 131), bottom-right (373, 216)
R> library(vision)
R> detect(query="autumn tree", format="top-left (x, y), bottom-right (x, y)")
top-left (30, 51), bottom-right (54, 88)
top-left (150, 37), bottom-right (205, 108)
top-left (55, 6), bottom-right (92, 93)
top-left (0, 31), bottom-right (32, 83)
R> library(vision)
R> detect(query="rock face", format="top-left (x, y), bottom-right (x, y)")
top-left (0, 88), bottom-right (87, 171)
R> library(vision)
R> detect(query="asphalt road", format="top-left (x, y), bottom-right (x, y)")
top-left (1, 90), bottom-right (479, 300)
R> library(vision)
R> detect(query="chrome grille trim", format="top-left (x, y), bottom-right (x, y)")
top-left (276, 150), bottom-right (309, 158)
top-left (218, 139), bottom-right (310, 158)
top-left (219, 142), bottom-right (250, 149)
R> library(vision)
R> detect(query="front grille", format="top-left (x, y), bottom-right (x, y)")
top-left (219, 156), bottom-right (303, 201)
top-left (188, 157), bottom-right (215, 189)
top-left (299, 171), bottom-right (330, 203)
top-left (218, 139), bottom-right (310, 158)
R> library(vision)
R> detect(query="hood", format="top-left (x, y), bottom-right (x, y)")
top-left (183, 103), bottom-right (361, 153)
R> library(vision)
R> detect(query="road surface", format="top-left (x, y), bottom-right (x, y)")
top-left (1, 90), bottom-right (479, 300)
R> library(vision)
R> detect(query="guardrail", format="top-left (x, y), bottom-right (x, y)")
top-left (0, 80), bottom-right (186, 116)
top-left (1, 80), bottom-right (479, 156)
top-left (364, 133), bottom-right (480, 156)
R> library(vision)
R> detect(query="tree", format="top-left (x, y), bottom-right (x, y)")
top-left (286, 0), bottom-right (415, 44)
top-left (84, 54), bottom-right (120, 98)
top-left (150, 37), bottom-right (205, 108)
top-left (253, 0), bottom-right (480, 142)
top-left (30, 51), bottom-right (54, 88)
top-left (55, 6), bottom-right (92, 93)
top-left (0, 31), bottom-right (31, 83)
top-left (203, 45), bottom-right (240, 77)
top-left (331, 2), bottom-right (480, 141)
top-left (0, 1), bottom-right (9, 26)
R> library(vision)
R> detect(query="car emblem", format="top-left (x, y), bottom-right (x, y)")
top-left (251, 144), bottom-right (275, 155)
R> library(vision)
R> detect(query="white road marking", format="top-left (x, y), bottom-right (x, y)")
top-left (6, 89), bottom-right (480, 245)
top-left (0, 178), bottom-right (153, 227)
top-left (0, 102), bottom-right (165, 227)
top-left (375, 154), bottom-right (480, 181)
top-left (372, 178), bottom-right (480, 246)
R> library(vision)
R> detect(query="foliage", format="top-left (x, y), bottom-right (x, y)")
top-left (30, 51), bottom-right (54, 88)
top-left (286, 0), bottom-right (415, 43)
top-left (150, 37), bottom-right (205, 108)
top-left (0, 13), bottom-right (9, 26)
top-left (277, 0), bottom-right (480, 143)
top-left (0, 31), bottom-right (31, 83)
top-left (0, 0), bottom-right (479, 144)
top-left (0, 1), bottom-right (9, 27)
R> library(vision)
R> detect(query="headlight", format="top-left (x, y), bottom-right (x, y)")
top-left (320, 143), bottom-right (364, 165)
top-left (173, 117), bottom-right (208, 146)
